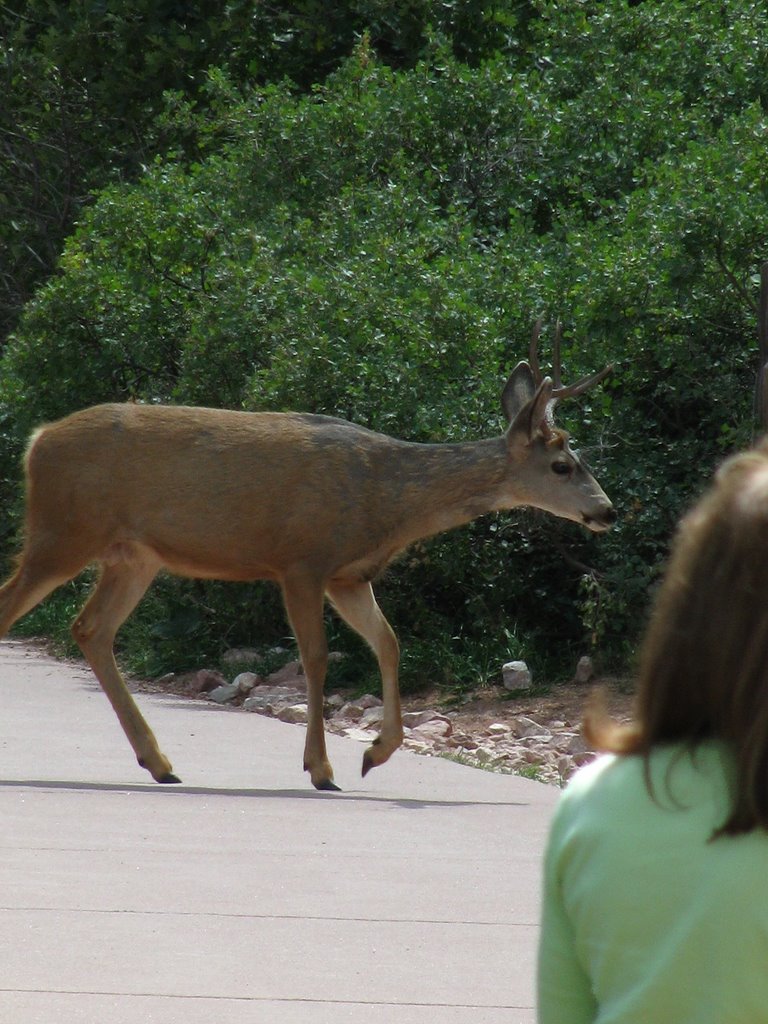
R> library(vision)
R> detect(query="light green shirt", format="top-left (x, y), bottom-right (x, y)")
top-left (537, 743), bottom-right (768, 1023)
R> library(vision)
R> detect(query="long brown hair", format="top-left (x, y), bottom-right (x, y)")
top-left (584, 446), bottom-right (768, 836)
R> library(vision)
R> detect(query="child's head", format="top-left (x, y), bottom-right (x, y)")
top-left (585, 445), bottom-right (768, 834)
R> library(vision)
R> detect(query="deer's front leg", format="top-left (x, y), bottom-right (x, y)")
top-left (326, 581), bottom-right (403, 778)
top-left (72, 557), bottom-right (179, 784)
top-left (282, 574), bottom-right (339, 791)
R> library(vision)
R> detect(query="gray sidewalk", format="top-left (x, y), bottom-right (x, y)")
top-left (0, 640), bottom-right (558, 1023)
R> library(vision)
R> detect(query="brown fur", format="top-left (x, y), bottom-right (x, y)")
top-left (0, 365), bottom-right (614, 789)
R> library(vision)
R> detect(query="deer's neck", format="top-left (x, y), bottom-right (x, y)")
top-left (386, 436), bottom-right (510, 545)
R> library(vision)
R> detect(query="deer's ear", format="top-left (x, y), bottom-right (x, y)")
top-left (501, 362), bottom-right (535, 423)
top-left (502, 364), bottom-right (553, 439)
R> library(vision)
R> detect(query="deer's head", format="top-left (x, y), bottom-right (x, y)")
top-left (500, 321), bottom-right (616, 533)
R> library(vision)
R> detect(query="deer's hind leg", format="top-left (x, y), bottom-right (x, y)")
top-left (0, 542), bottom-right (90, 640)
top-left (281, 572), bottom-right (339, 792)
top-left (71, 547), bottom-right (178, 783)
top-left (326, 581), bottom-right (402, 778)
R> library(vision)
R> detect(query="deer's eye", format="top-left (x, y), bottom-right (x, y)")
top-left (552, 461), bottom-right (571, 477)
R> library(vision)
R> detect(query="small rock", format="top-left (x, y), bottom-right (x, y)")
top-left (509, 715), bottom-right (549, 738)
top-left (575, 655), bottom-right (594, 684)
top-left (502, 660), bottom-right (532, 691)
top-left (186, 669), bottom-right (227, 695)
top-left (334, 695), bottom-right (382, 721)
top-left (402, 709), bottom-right (449, 729)
top-left (521, 748), bottom-right (545, 765)
top-left (444, 733), bottom-right (475, 749)
top-left (335, 701), bottom-right (365, 721)
top-left (360, 705), bottom-right (385, 728)
top-left (486, 722), bottom-right (511, 736)
top-left (242, 685), bottom-right (305, 713)
top-left (410, 719), bottom-right (452, 742)
top-left (447, 733), bottom-right (478, 750)
top-left (357, 694), bottom-right (383, 710)
top-left (234, 672), bottom-right (260, 695)
top-left (560, 732), bottom-right (588, 755)
top-left (208, 682), bottom-right (241, 704)
top-left (402, 738), bottom-right (432, 754)
top-left (276, 703), bottom-right (309, 724)
top-left (343, 727), bottom-right (378, 743)
top-left (489, 749), bottom-right (513, 765)
top-left (473, 746), bottom-right (501, 765)
top-left (573, 750), bottom-right (597, 767)
top-left (266, 660), bottom-right (306, 688)
top-left (518, 731), bottom-right (553, 747)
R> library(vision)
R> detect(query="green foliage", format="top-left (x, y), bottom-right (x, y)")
top-left (1, 1), bottom-right (767, 690)
top-left (0, 0), bottom-right (535, 342)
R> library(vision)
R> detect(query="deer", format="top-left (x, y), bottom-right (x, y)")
top-left (0, 322), bottom-right (615, 791)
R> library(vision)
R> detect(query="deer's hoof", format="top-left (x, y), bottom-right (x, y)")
top-left (139, 755), bottom-right (180, 784)
top-left (314, 778), bottom-right (341, 792)
top-left (362, 732), bottom-right (402, 777)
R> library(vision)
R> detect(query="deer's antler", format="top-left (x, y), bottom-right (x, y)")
top-left (530, 319), bottom-right (613, 406)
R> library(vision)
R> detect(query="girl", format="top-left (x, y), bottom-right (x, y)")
top-left (538, 447), bottom-right (768, 1023)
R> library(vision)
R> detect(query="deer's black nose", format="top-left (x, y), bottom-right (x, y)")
top-left (582, 504), bottom-right (617, 531)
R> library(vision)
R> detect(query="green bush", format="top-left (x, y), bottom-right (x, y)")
top-left (2, 5), bottom-right (767, 690)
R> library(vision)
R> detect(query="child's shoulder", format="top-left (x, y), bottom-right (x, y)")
top-left (564, 752), bottom-right (621, 794)
top-left (556, 751), bottom-right (649, 817)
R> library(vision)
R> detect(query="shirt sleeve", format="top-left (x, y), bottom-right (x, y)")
top-left (537, 805), bottom-right (598, 1024)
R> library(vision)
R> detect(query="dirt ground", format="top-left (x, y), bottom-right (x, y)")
top-left (401, 675), bottom-right (636, 737)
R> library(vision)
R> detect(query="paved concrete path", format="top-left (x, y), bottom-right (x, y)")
top-left (0, 640), bottom-right (558, 1023)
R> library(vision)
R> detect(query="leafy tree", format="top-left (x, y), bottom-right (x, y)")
top-left (0, 0), bottom-right (536, 342)
top-left (2, 2), bottom-right (768, 686)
